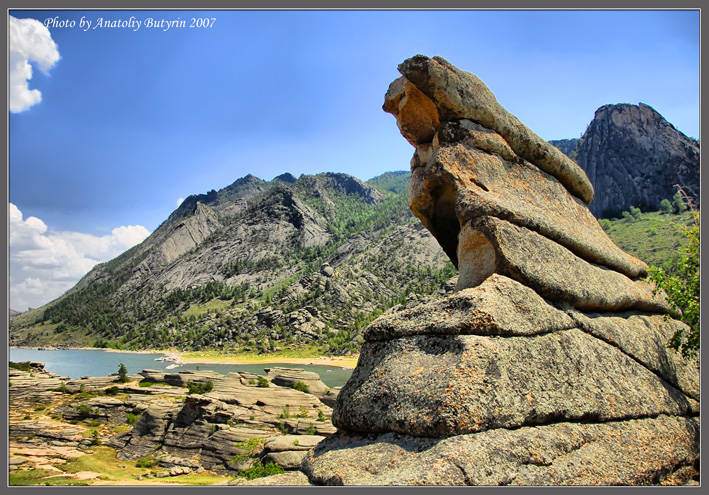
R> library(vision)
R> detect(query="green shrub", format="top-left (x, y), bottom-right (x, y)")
top-left (74, 404), bottom-right (96, 417)
top-left (9, 361), bottom-right (33, 372)
top-left (104, 386), bottom-right (119, 396)
top-left (126, 413), bottom-right (139, 425)
top-left (278, 406), bottom-right (291, 419)
top-left (238, 461), bottom-right (284, 480)
top-left (256, 377), bottom-right (269, 388)
top-left (317, 409), bottom-right (326, 422)
top-left (306, 422), bottom-right (317, 435)
top-left (135, 456), bottom-right (159, 468)
top-left (186, 380), bottom-right (214, 395)
top-left (292, 381), bottom-right (310, 393)
top-left (648, 207), bottom-right (700, 358)
top-left (298, 406), bottom-right (309, 418)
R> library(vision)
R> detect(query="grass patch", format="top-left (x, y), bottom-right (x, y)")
top-left (603, 210), bottom-right (694, 272)
top-left (138, 381), bottom-right (180, 388)
top-left (9, 469), bottom-right (89, 486)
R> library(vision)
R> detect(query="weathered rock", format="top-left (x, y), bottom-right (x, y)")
top-left (467, 216), bottom-right (666, 312)
top-left (388, 54), bottom-right (594, 203)
top-left (365, 274), bottom-right (575, 341)
top-left (303, 415), bottom-right (699, 486)
top-left (409, 140), bottom-right (647, 279)
top-left (334, 329), bottom-right (697, 438)
top-left (265, 367), bottom-right (329, 395)
top-left (301, 55), bottom-right (699, 486)
top-left (233, 471), bottom-right (313, 486)
top-left (565, 310), bottom-right (700, 400)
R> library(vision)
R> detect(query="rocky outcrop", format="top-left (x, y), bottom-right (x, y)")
top-left (573, 103), bottom-right (700, 218)
top-left (265, 367), bottom-right (329, 395)
top-left (300, 55), bottom-right (699, 486)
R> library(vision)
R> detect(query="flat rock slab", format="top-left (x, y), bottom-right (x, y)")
top-left (472, 216), bottom-right (667, 313)
top-left (303, 415), bottom-right (699, 485)
top-left (365, 274), bottom-right (575, 341)
top-left (333, 331), bottom-right (697, 437)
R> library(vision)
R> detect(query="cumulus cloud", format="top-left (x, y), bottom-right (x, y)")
top-left (9, 15), bottom-right (60, 112)
top-left (9, 203), bottom-right (151, 311)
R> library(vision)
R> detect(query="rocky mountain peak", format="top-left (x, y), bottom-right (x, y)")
top-left (574, 102), bottom-right (699, 218)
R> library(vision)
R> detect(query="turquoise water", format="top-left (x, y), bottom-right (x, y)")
top-left (8, 348), bottom-right (354, 388)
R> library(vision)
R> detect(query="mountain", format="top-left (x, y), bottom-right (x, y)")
top-left (9, 172), bottom-right (455, 354)
top-left (552, 103), bottom-right (699, 218)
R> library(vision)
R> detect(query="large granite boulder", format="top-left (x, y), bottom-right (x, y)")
top-left (300, 55), bottom-right (699, 486)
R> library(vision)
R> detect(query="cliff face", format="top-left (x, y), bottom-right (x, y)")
top-left (573, 103), bottom-right (699, 218)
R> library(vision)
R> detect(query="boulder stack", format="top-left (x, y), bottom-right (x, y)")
top-left (301, 55), bottom-right (699, 486)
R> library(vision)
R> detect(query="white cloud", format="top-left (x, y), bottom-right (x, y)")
top-left (177, 197), bottom-right (184, 207)
top-left (9, 203), bottom-right (151, 311)
top-left (9, 15), bottom-right (60, 112)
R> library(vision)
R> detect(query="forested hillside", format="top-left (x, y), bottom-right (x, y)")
top-left (10, 171), bottom-right (455, 355)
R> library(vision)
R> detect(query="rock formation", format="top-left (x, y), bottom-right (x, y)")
top-left (573, 103), bottom-right (700, 218)
top-left (299, 55), bottom-right (699, 486)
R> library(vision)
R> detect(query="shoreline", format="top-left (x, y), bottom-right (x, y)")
top-left (10, 346), bottom-right (360, 370)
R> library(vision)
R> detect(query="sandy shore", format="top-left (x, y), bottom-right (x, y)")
top-left (175, 352), bottom-right (360, 370)
top-left (13, 346), bottom-right (360, 371)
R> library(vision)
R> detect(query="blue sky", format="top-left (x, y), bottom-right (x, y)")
top-left (8, 9), bottom-right (701, 310)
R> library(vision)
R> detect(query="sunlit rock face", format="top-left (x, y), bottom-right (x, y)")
top-left (298, 55), bottom-right (699, 487)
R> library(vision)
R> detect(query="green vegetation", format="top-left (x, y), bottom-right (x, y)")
top-left (126, 413), bottom-right (139, 425)
top-left (186, 380), bottom-right (214, 395)
top-left (256, 377), bottom-right (270, 388)
top-left (230, 437), bottom-right (284, 480)
top-left (9, 361), bottom-right (33, 372)
top-left (601, 195), bottom-right (700, 359)
top-left (601, 210), bottom-right (696, 273)
top-left (292, 381), bottom-right (310, 393)
top-left (135, 456), bottom-right (159, 468)
top-left (117, 363), bottom-right (129, 383)
top-left (647, 206), bottom-right (700, 359)
top-left (104, 386), bottom-right (119, 396)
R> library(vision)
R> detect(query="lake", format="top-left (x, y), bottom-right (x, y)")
top-left (8, 348), bottom-right (354, 388)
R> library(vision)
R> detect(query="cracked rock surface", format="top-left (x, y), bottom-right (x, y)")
top-left (296, 55), bottom-right (700, 486)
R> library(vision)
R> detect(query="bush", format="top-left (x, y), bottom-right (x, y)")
top-left (74, 404), bottom-right (97, 417)
top-left (648, 204), bottom-right (700, 359)
top-left (104, 386), bottom-right (119, 396)
top-left (256, 377), bottom-right (269, 388)
top-left (126, 413), bottom-right (139, 425)
top-left (238, 461), bottom-right (284, 480)
top-left (186, 380), bottom-right (214, 395)
top-left (292, 381), bottom-right (310, 393)
top-left (660, 199), bottom-right (673, 214)
top-left (135, 456), bottom-right (159, 468)
top-left (599, 219), bottom-right (612, 231)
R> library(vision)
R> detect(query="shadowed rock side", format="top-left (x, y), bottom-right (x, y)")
top-left (297, 55), bottom-right (699, 486)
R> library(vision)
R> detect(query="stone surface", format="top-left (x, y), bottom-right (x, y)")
top-left (333, 328), bottom-right (697, 438)
top-left (391, 54), bottom-right (594, 203)
top-left (573, 103), bottom-right (700, 217)
top-left (303, 415), bottom-right (699, 486)
top-left (409, 141), bottom-right (647, 279)
top-left (469, 216), bottom-right (666, 312)
top-left (300, 55), bottom-right (699, 486)
top-left (265, 367), bottom-right (329, 395)
top-left (365, 274), bottom-right (575, 341)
